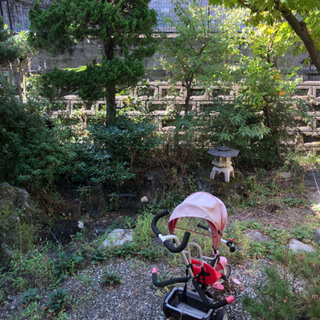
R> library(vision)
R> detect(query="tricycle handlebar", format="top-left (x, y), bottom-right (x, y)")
top-left (151, 210), bottom-right (191, 253)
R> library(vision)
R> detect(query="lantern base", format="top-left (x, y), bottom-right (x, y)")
top-left (210, 166), bottom-right (234, 183)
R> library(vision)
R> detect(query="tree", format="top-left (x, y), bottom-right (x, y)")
top-left (8, 32), bottom-right (37, 103)
top-left (28, 0), bottom-right (158, 124)
top-left (209, 0), bottom-right (320, 74)
top-left (0, 16), bottom-right (19, 67)
top-left (202, 19), bottom-right (310, 167)
top-left (159, 0), bottom-right (241, 114)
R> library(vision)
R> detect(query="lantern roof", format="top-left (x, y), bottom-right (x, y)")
top-left (208, 145), bottom-right (239, 157)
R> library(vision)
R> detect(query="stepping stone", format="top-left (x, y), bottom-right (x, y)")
top-left (288, 239), bottom-right (314, 253)
top-left (243, 230), bottom-right (271, 242)
top-left (99, 229), bottom-right (133, 249)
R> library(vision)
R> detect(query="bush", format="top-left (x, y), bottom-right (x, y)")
top-left (0, 75), bottom-right (73, 193)
top-left (71, 115), bottom-right (160, 186)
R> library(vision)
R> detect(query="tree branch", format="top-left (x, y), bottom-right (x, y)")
top-left (273, 0), bottom-right (320, 73)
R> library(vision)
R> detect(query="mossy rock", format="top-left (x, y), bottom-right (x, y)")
top-left (195, 170), bottom-right (246, 198)
top-left (0, 183), bottom-right (35, 269)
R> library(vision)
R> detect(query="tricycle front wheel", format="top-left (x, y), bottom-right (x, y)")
top-left (213, 307), bottom-right (229, 320)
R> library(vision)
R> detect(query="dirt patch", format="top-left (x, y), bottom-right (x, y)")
top-left (228, 206), bottom-right (315, 230)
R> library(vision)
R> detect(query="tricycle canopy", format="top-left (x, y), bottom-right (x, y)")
top-left (168, 192), bottom-right (227, 249)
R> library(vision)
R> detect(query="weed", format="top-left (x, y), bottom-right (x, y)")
top-left (20, 288), bottom-right (42, 306)
top-left (292, 225), bottom-right (314, 241)
top-left (0, 288), bottom-right (4, 307)
top-left (283, 197), bottom-right (305, 207)
top-left (113, 242), bottom-right (138, 258)
top-left (107, 217), bottom-right (136, 231)
top-left (242, 265), bottom-right (299, 319)
top-left (137, 248), bottom-right (160, 261)
top-left (91, 248), bottom-right (109, 263)
top-left (17, 302), bottom-right (42, 320)
top-left (6, 249), bottom-right (54, 292)
top-left (133, 211), bottom-right (166, 247)
top-left (112, 242), bottom-right (160, 261)
top-left (100, 269), bottom-right (123, 287)
top-left (71, 231), bottom-right (85, 243)
top-left (53, 251), bottom-right (84, 278)
top-left (75, 273), bottom-right (94, 286)
top-left (123, 216), bottom-right (137, 229)
top-left (46, 288), bottom-right (69, 315)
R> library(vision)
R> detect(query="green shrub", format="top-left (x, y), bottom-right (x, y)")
top-left (71, 115), bottom-right (160, 186)
top-left (243, 248), bottom-right (320, 320)
top-left (0, 76), bottom-right (73, 194)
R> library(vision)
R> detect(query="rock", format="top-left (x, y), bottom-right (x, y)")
top-left (242, 172), bottom-right (257, 181)
top-left (6, 295), bottom-right (15, 301)
top-left (288, 239), bottom-right (314, 253)
top-left (8, 305), bottom-right (16, 311)
top-left (50, 220), bottom-right (84, 245)
top-left (195, 170), bottom-right (246, 198)
top-left (0, 183), bottom-right (35, 269)
top-left (99, 229), bottom-right (133, 249)
top-left (314, 227), bottom-right (320, 244)
top-left (0, 182), bottom-right (33, 222)
top-left (94, 228), bottom-right (109, 235)
top-left (243, 230), bottom-right (272, 242)
top-left (278, 172), bottom-right (292, 179)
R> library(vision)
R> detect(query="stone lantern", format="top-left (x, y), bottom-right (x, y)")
top-left (208, 145), bottom-right (239, 183)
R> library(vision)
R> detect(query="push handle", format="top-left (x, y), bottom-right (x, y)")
top-left (197, 223), bottom-right (209, 231)
top-left (152, 268), bottom-right (189, 287)
top-left (151, 210), bottom-right (191, 253)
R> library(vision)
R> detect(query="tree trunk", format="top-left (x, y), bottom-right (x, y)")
top-left (184, 75), bottom-right (193, 114)
top-left (106, 87), bottom-right (116, 125)
top-left (263, 97), bottom-right (282, 161)
top-left (185, 85), bottom-right (192, 114)
top-left (13, 59), bottom-right (23, 103)
top-left (104, 39), bottom-right (116, 126)
top-left (274, 1), bottom-right (320, 74)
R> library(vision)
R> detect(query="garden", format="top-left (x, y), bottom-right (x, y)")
top-left (1, 0), bottom-right (320, 319)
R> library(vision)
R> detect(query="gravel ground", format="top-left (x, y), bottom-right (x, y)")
top-left (0, 257), bottom-right (265, 320)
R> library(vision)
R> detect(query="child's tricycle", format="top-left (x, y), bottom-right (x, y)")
top-left (151, 192), bottom-right (238, 320)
